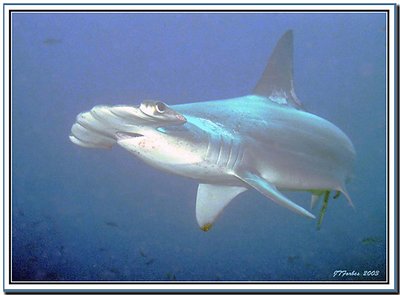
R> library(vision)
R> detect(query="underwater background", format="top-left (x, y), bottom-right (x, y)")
top-left (11, 12), bottom-right (387, 281)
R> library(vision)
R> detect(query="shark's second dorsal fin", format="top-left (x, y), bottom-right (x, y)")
top-left (253, 30), bottom-right (303, 110)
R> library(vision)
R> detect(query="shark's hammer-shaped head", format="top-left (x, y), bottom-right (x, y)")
top-left (70, 100), bottom-right (208, 171)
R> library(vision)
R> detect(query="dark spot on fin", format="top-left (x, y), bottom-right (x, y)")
top-left (200, 223), bottom-right (213, 232)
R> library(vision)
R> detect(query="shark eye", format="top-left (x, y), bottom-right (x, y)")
top-left (155, 102), bottom-right (166, 113)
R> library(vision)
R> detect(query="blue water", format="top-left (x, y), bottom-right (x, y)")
top-left (11, 12), bottom-right (387, 281)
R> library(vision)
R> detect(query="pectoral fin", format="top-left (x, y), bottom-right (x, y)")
top-left (196, 184), bottom-right (247, 231)
top-left (234, 170), bottom-right (315, 219)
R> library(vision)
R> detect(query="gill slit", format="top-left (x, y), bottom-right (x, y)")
top-left (205, 133), bottom-right (213, 161)
top-left (216, 135), bottom-right (224, 165)
top-left (232, 144), bottom-right (244, 172)
top-left (226, 138), bottom-right (234, 169)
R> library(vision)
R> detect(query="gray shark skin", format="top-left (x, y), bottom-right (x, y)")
top-left (70, 31), bottom-right (355, 231)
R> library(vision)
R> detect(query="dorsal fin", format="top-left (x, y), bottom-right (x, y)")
top-left (253, 30), bottom-right (303, 110)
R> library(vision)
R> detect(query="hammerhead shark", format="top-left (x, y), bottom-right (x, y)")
top-left (70, 30), bottom-right (355, 231)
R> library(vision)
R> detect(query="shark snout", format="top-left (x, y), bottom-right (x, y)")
top-left (70, 102), bottom-right (186, 149)
top-left (70, 105), bottom-right (148, 149)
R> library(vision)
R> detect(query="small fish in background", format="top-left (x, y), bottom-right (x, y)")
top-left (287, 255), bottom-right (300, 264)
top-left (165, 272), bottom-right (176, 281)
top-left (44, 272), bottom-right (59, 280)
top-left (138, 248), bottom-right (155, 265)
top-left (107, 267), bottom-right (120, 275)
top-left (24, 242), bottom-right (36, 254)
top-left (99, 267), bottom-right (120, 280)
top-left (43, 37), bottom-right (62, 45)
top-left (54, 245), bottom-right (65, 257)
top-left (145, 258), bottom-right (155, 266)
top-left (139, 248), bottom-right (147, 258)
top-left (27, 256), bottom-right (38, 264)
top-left (104, 221), bottom-right (119, 228)
top-left (31, 220), bottom-right (44, 228)
top-left (361, 237), bottom-right (383, 245)
top-left (17, 208), bottom-right (25, 216)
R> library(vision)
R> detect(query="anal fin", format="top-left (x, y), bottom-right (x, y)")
top-left (311, 194), bottom-right (321, 209)
top-left (196, 184), bottom-right (247, 231)
top-left (234, 170), bottom-right (315, 219)
top-left (310, 190), bottom-right (325, 209)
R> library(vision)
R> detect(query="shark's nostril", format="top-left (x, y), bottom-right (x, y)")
top-left (176, 114), bottom-right (186, 122)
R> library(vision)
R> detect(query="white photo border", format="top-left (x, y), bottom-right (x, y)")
top-left (2, 1), bottom-right (397, 293)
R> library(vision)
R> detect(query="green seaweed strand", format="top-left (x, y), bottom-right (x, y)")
top-left (333, 191), bottom-right (341, 199)
top-left (317, 191), bottom-right (330, 230)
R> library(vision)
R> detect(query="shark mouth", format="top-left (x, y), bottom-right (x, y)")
top-left (115, 131), bottom-right (144, 140)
